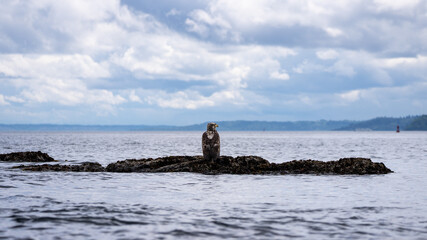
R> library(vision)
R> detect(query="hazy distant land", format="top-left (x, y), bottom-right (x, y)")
top-left (0, 115), bottom-right (425, 131)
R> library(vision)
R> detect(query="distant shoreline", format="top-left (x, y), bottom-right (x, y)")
top-left (0, 115), bottom-right (425, 131)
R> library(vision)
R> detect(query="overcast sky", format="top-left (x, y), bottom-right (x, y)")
top-left (0, 0), bottom-right (426, 125)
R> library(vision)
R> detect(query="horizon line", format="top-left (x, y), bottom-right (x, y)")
top-left (0, 114), bottom-right (423, 126)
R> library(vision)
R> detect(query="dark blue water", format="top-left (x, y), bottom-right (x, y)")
top-left (1, 131), bottom-right (426, 239)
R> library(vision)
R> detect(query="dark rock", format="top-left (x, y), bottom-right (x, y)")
top-left (0, 151), bottom-right (56, 162)
top-left (271, 158), bottom-right (392, 175)
top-left (104, 156), bottom-right (391, 175)
top-left (11, 153), bottom-right (393, 175)
top-left (105, 155), bottom-right (273, 174)
top-left (15, 162), bottom-right (104, 172)
top-left (105, 155), bottom-right (204, 173)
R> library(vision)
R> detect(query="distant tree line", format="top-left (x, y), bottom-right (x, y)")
top-left (0, 115), bottom-right (426, 131)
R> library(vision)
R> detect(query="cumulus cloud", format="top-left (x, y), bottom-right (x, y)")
top-left (0, 54), bottom-right (110, 79)
top-left (0, 0), bottom-right (299, 112)
top-left (184, 0), bottom-right (427, 55)
top-left (109, 34), bottom-right (295, 108)
top-left (15, 78), bottom-right (126, 107)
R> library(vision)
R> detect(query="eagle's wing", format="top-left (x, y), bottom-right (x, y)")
top-left (202, 132), bottom-right (210, 154)
top-left (213, 132), bottom-right (220, 155)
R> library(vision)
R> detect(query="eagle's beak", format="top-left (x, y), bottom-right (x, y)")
top-left (215, 124), bottom-right (219, 128)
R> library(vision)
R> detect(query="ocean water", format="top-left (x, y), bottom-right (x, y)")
top-left (0, 131), bottom-right (426, 239)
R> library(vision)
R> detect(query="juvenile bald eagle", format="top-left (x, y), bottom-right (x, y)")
top-left (202, 122), bottom-right (220, 162)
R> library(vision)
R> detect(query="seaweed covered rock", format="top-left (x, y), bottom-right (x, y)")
top-left (271, 158), bottom-right (392, 175)
top-left (0, 151), bottom-right (56, 162)
top-left (11, 153), bottom-right (393, 175)
top-left (15, 162), bottom-right (104, 172)
top-left (106, 156), bottom-right (203, 173)
top-left (105, 155), bottom-right (272, 174)
top-left (104, 156), bottom-right (391, 175)
top-left (329, 158), bottom-right (391, 174)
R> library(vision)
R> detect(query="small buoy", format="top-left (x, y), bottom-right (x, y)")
top-left (396, 125), bottom-right (400, 133)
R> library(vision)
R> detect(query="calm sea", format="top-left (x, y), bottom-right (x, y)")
top-left (1, 131), bottom-right (426, 239)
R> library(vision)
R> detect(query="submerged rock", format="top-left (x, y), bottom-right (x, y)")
top-left (12, 153), bottom-right (392, 175)
top-left (0, 151), bottom-right (56, 162)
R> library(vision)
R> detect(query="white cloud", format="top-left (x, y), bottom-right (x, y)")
top-left (375, 55), bottom-right (427, 69)
top-left (205, 0), bottom-right (336, 28)
top-left (185, 18), bottom-right (209, 37)
top-left (110, 35), bottom-right (295, 107)
top-left (133, 86), bottom-right (264, 111)
top-left (339, 90), bottom-right (361, 102)
top-left (324, 27), bottom-right (343, 37)
top-left (86, 89), bottom-right (126, 106)
top-left (188, 9), bottom-right (231, 29)
top-left (336, 82), bottom-right (427, 107)
top-left (14, 77), bottom-right (126, 107)
top-left (373, 0), bottom-right (420, 11)
top-left (0, 94), bottom-right (9, 105)
top-left (337, 52), bottom-right (427, 83)
top-left (1, 0), bottom-right (301, 111)
top-left (183, 0), bottom-right (426, 59)
top-left (146, 89), bottom-right (244, 110)
top-left (185, 9), bottom-right (233, 39)
top-left (316, 49), bottom-right (339, 60)
top-left (327, 60), bottom-right (356, 77)
top-left (129, 90), bottom-right (142, 103)
top-left (155, 91), bottom-right (215, 109)
top-left (5, 96), bottom-right (25, 103)
top-left (0, 54), bottom-right (110, 79)
top-left (270, 71), bottom-right (290, 80)
top-left (184, 1), bottom-right (350, 42)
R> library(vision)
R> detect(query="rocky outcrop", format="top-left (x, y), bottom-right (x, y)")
top-left (0, 151), bottom-right (56, 162)
top-left (105, 156), bottom-right (392, 175)
top-left (9, 152), bottom-right (393, 175)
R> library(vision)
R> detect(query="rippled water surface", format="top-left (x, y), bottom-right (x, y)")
top-left (1, 131), bottom-right (426, 239)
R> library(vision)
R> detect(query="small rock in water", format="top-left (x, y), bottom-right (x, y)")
top-left (0, 151), bottom-right (56, 162)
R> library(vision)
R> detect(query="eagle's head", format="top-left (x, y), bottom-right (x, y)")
top-left (207, 122), bottom-right (218, 131)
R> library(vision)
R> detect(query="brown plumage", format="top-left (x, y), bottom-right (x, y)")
top-left (202, 122), bottom-right (220, 162)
